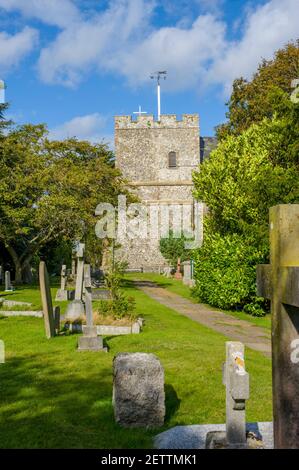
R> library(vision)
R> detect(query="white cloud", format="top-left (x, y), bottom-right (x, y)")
top-left (37, 0), bottom-right (155, 87)
top-left (0, 0), bottom-right (298, 96)
top-left (209, 0), bottom-right (299, 95)
top-left (0, 0), bottom-right (80, 28)
top-left (0, 27), bottom-right (38, 73)
top-left (49, 113), bottom-right (110, 144)
top-left (114, 14), bottom-right (226, 91)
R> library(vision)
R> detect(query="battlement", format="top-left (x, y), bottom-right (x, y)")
top-left (115, 114), bottom-right (199, 129)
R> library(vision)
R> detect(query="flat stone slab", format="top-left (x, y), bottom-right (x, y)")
top-left (91, 289), bottom-right (110, 300)
top-left (154, 422), bottom-right (273, 449)
top-left (64, 318), bottom-right (143, 335)
top-left (0, 310), bottom-right (43, 318)
top-left (0, 299), bottom-right (32, 307)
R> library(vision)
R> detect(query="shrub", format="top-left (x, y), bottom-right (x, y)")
top-left (101, 261), bottom-right (137, 320)
top-left (159, 230), bottom-right (193, 267)
top-left (192, 232), bottom-right (268, 313)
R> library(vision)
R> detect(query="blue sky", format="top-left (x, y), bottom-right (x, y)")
top-left (0, 0), bottom-right (298, 146)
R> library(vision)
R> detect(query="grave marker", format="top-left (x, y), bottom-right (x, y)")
top-left (39, 261), bottom-right (56, 339)
top-left (113, 353), bottom-right (165, 428)
top-left (55, 264), bottom-right (70, 301)
top-left (223, 342), bottom-right (249, 447)
top-left (4, 271), bottom-right (13, 292)
top-left (257, 204), bottom-right (299, 448)
top-left (78, 263), bottom-right (106, 351)
top-left (65, 243), bottom-right (85, 320)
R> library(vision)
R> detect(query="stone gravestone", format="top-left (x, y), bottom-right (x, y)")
top-left (224, 342), bottom-right (249, 447)
top-left (78, 264), bottom-right (106, 351)
top-left (206, 341), bottom-right (249, 449)
top-left (65, 243), bottom-right (85, 320)
top-left (71, 250), bottom-right (76, 277)
top-left (39, 261), bottom-right (59, 339)
top-left (55, 264), bottom-right (68, 301)
top-left (257, 204), bottom-right (299, 449)
top-left (4, 271), bottom-right (13, 292)
top-left (113, 352), bottom-right (165, 428)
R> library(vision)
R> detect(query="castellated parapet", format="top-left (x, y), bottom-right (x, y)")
top-left (114, 113), bottom-right (200, 271)
top-left (115, 114), bottom-right (199, 129)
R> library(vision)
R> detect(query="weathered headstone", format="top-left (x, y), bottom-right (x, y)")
top-left (65, 243), bottom-right (85, 320)
top-left (71, 252), bottom-right (76, 277)
top-left (4, 271), bottom-right (13, 292)
top-left (113, 353), bottom-right (165, 428)
top-left (55, 264), bottom-right (69, 301)
top-left (39, 261), bottom-right (56, 339)
top-left (78, 263), bottom-right (106, 351)
top-left (257, 204), bottom-right (299, 449)
top-left (224, 342), bottom-right (249, 447)
top-left (205, 341), bottom-right (249, 449)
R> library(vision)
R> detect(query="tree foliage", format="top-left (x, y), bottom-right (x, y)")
top-left (193, 102), bottom-right (299, 313)
top-left (192, 232), bottom-right (267, 314)
top-left (217, 40), bottom-right (299, 139)
top-left (0, 123), bottom-right (130, 282)
top-left (159, 230), bottom-right (192, 267)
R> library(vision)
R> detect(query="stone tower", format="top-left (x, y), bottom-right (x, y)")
top-left (114, 113), bottom-right (200, 271)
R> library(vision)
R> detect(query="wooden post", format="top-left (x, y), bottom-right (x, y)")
top-left (257, 204), bottom-right (299, 448)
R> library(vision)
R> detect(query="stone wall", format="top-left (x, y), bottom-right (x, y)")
top-left (115, 114), bottom-right (201, 270)
top-left (200, 136), bottom-right (218, 163)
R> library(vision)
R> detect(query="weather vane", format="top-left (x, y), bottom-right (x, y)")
top-left (150, 71), bottom-right (167, 120)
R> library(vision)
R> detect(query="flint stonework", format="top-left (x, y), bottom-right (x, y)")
top-left (114, 114), bottom-right (202, 271)
top-left (113, 352), bottom-right (165, 428)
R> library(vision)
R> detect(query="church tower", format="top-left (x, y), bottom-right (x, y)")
top-left (114, 113), bottom-right (200, 271)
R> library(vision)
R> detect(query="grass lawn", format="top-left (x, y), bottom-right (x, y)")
top-left (125, 273), bottom-right (272, 330)
top-left (0, 282), bottom-right (272, 448)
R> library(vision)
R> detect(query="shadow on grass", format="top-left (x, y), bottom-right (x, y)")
top-left (165, 384), bottom-right (181, 423)
top-left (0, 352), bottom-right (156, 448)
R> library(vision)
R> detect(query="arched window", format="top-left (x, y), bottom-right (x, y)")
top-left (168, 151), bottom-right (177, 168)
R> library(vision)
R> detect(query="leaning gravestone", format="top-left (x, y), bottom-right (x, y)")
top-left (257, 204), bottom-right (299, 449)
top-left (113, 353), bottom-right (165, 428)
top-left (39, 261), bottom-right (57, 338)
top-left (65, 243), bottom-right (85, 320)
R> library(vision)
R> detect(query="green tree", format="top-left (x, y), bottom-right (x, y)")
top-left (0, 124), bottom-right (130, 283)
top-left (159, 230), bottom-right (192, 267)
top-left (194, 118), bottom-right (299, 238)
top-left (0, 102), bottom-right (12, 136)
top-left (193, 115), bottom-right (299, 312)
top-left (217, 40), bottom-right (299, 139)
